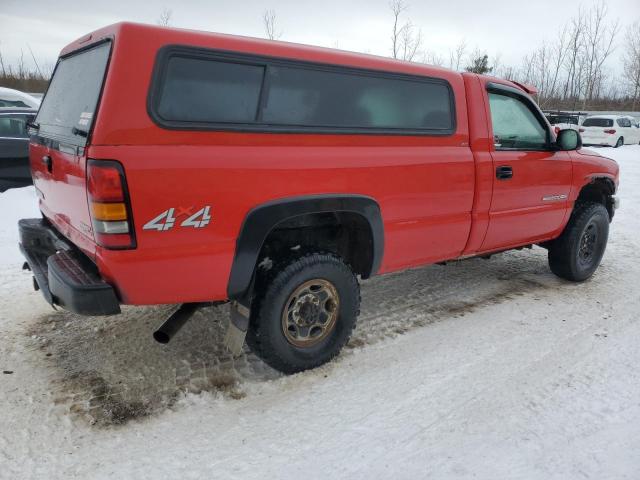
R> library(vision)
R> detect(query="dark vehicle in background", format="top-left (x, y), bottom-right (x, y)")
top-left (543, 110), bottom-right (584, 133)
top-left (0, 108), bottom-right (36, 192)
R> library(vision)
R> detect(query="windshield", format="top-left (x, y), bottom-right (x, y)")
top-left (35, 41), bottom-right (111, 146)
top-left (582, 118), bottom-right (613, 128)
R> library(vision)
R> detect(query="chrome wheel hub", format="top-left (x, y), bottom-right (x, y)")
top-left (282, 279), bottom-right (339, 347)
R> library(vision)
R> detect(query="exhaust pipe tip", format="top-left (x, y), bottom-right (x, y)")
top-left (153, 330), bottom-right (171, 344)
top-left (152, 303), bottom-right (202, 345)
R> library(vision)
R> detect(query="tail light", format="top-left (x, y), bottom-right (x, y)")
top-left (579, 128), bottom-right (585, 133)
top-left (554, 126), bottom-right (560, 135)
top-left (604, 129), bottom-right (616, 134)
top-left (87, 160), bottom-right (136, 249)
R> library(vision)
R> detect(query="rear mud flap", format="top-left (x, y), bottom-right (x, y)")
top-left (225, 301), bottom-right (250, 356)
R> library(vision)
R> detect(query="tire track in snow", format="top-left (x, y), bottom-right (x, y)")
top-left (21, 247), bottom-right (596, 425)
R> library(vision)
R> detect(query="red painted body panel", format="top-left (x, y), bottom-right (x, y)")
top-left (31, 23), bottom-right (619, 306)
top-left (30, 142), bottom-right (96, 257)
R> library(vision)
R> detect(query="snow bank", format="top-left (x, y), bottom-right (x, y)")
top-left (0, 187), bottom-right (39, 268)
top-left (1, 146), bottom-right (639, 479)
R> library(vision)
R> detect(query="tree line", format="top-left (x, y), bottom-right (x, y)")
top-left (387, 0), bottom-right (639, 111)
top-left (266, 0), bottom-right (639, 112)
top-left (1, 1), bottom-right (638, 112)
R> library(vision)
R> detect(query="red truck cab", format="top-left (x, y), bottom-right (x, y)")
top-left (20, 23), bottom-right (619, 373)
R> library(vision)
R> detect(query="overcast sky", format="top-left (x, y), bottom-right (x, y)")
top-left (1, 0), bottom-right (638, 73)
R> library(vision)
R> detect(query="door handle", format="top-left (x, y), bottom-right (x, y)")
top-left (496, 165), bottom-right (513, 180)
top-left (42, 155), bottom-right (52, 173)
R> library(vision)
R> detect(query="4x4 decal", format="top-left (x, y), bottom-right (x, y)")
top-left (143, 206), bottom-right (212, 231)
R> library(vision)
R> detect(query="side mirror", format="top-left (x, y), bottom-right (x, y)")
top-left (556, 128), bottom-right (581, 151)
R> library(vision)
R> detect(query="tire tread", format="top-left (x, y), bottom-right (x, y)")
top-left (248, 252), bottom-right (360, 373)
top-left (548, 201), bottom-right (609, 281)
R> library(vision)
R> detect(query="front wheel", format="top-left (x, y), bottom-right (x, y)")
top-left (247, 253), bottom-right (360, 374)
top-left (548, 202), bottom-right (609, 282)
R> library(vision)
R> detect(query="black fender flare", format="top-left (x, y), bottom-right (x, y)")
top-left (227, 194), bottom-right (384, 300)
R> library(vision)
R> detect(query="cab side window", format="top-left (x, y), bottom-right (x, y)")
top-left (488, 92), bottom-right (548, 150)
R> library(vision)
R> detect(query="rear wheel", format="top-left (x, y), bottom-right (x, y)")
top-left (548, 202), bottom-right (609, 282)
top-left (247, 253), bottom-right (360, 374)
top-left (614, 137), bottom-right (623, 148)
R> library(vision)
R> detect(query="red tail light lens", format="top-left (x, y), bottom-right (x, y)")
top-left (88, 164), bottom-right (124, 202)
top-left (579, 128), bottom-right (585, 133)
top-left (87, 160), bottom-right (136, 249)
top-left (554, 126), bottom-right (560, 135)
top-left (604, 129), bottom-right (616, 134)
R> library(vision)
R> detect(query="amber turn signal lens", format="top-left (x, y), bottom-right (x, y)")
top-left (91, 202), bottom-right (128, 221)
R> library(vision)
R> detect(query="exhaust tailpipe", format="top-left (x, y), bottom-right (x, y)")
top-left (153, 303), bottom-right (202, 344)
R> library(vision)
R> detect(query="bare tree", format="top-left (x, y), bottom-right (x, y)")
top-left (562, 10), bottom-right (585, 100)
top-left (390, 0), bottom-right (406, 59)
top-left (157, 8), bottom-right (172, 27)
top-left (622, 31), bottom-right (640, 99)
top-left (581, 1), bottom-right (618, 107)
top-left (17, 49), bottom-right (26, 80)
top-left (622, 21), bottom-right (640, 110)
top-left (389, 0), bottom-right (422, 61)
top-left (0, 44), bottom-right (6, 77)
top-left (263, 9), bottom-right (282, 40)
top-left (448, 39), bottom-right (467, 70)
top-left (423, 50), bottom-right (444, 66)
top-left (540, 25), bottom-right (570, 106)
top-left (27, 44), bottom-right (43, 79)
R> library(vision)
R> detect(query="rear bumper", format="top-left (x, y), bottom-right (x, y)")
top-left (581, 135), bottom-right (615, 147)
top-left (19, 218), bottom-right (121, 316)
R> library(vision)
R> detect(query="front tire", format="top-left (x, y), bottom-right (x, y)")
top-left (247, 253), bottom-right (360, 374)
top-left (548, 202), bottom-right (609, 282)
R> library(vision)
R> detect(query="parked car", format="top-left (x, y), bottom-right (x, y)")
top-left (0, 108), bottom-right (36, 192)
top-left (579, 114), bottom-right (640, 147)
top-left (19, 23), bottom-right (619, 374)
top-left (543, 111), bottom-right (583, 132)
top-left (0, 87), bottom-right (40, 109)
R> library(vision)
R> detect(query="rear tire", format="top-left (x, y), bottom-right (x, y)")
top-left (548, 202), bottom-right (609, 282)
top-left (247, 253), bottom-right (360, 374)
top-left (614, 137), bottom-right (623, 148)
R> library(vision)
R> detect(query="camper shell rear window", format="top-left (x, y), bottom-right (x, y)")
top-left (35, 41), bottom-right (111, 146)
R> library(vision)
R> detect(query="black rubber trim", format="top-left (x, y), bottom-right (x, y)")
top-left (227, 194), bottom-right (384, 300)
top-left (147, 44), bottom-right (457, 136)
top-left (18, 218), bottom-right (121, 316)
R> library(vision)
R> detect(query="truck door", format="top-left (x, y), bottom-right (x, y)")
top-left (480, 83), bottom-right (572, 251)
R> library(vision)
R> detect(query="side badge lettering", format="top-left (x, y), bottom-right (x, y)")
top-left (143, 206), bottom-right (212, 231)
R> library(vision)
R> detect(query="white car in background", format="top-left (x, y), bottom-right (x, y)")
top-left (0, 87), bottom-right (40, 109)
top-left (579, 115), bottom-right (640, 147)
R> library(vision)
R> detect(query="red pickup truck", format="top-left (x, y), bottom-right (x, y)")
top-left (20, 23), bottom-right (619, 373)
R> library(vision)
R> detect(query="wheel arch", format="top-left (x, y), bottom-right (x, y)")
top-left (227, 194), bottom-right (384, 300)
top-left (575, 175), bottom-right (616, 219)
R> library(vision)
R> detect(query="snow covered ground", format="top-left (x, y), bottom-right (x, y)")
top-left (1, 146), bottom-right (639, 479)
